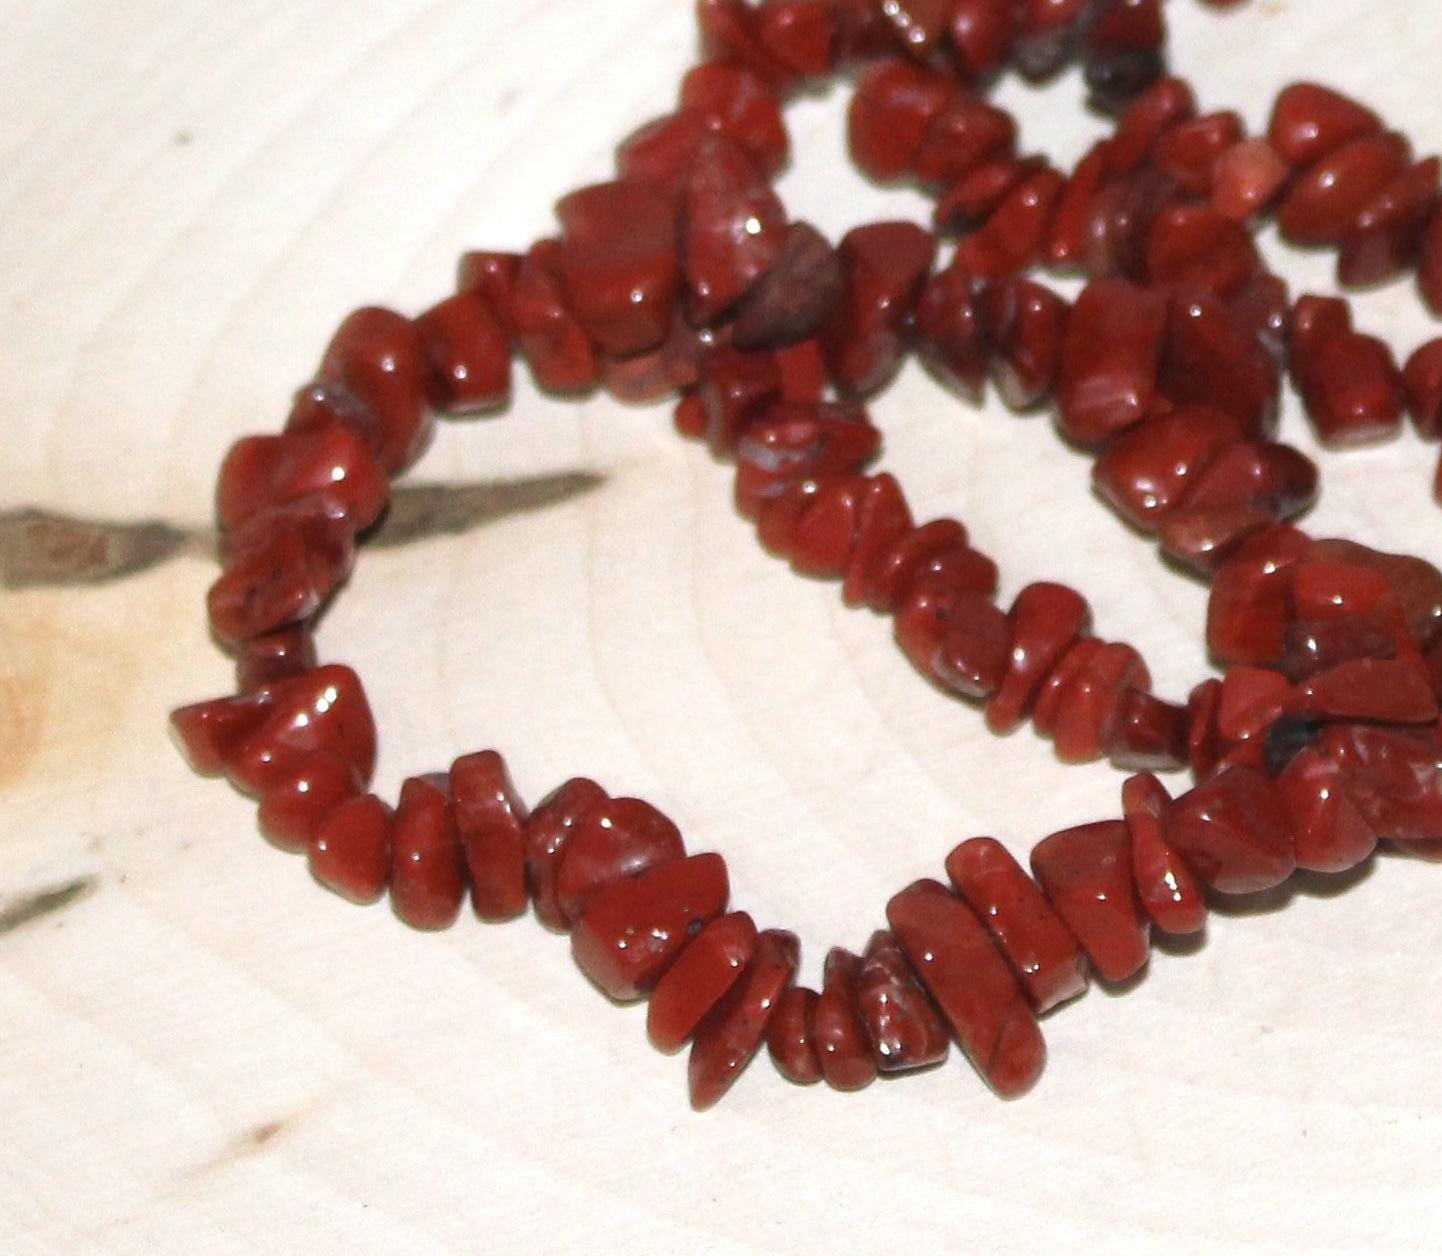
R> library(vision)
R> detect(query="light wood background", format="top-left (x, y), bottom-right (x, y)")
top-left (4, 1), bottom-right (1442, 1251)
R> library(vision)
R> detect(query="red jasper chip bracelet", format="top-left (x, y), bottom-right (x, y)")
top-left (174, 0), bottom-right (1442, 1110)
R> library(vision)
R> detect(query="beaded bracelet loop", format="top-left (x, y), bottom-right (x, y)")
top-left (173, 0), bottom-right (1442, 1109)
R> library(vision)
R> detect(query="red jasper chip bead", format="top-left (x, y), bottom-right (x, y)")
top-left (814, 948), bottom-right (879, 1092)
top-left (789, 473), bottom-right (870, 577)
top-left (914, 259), bottom-right (987, 401)
top-left (316, 307), bottom-right (432, 475)
top-left (555, 796), bottom-right (686, 924)
top-left (1051, 641), bottom-right (1150, 764)
top-left (1316, 724), bottom-right (1442, 845)
top-left (1046, 141), bottom-right (1112, 271)
top-left (955, 167), bottom-right (1064, 278)
top-left (913, 96), bottom-right (1017, 188)
top-left (1298, 658), bottom-right (1438, 725)
top-left (1164, 765), bottom-right (1296, 895)
top-left (1031, 821), bottom-right (1151, 983)
top-left (217, 421), bottom-right (389, 536)
top-left (1297, 330), bottom-right (1406, 448)
top-left (309, 793), bottom-right (393, 905)
top-left (895, 563), bottom-right (1000, 680)
top-left (887, 879), bottom-right (1046, 1099)
top-left (765, 985), bottom-right (824, 1085)
top-left (1031, 637), bottom-right (1105, 738)
top-left (1146, 204), bottom-right (1259, 297)
top-left (948, 0), bottom-right (1015, 79)
top-left (854, 930), bottom-right (949, 1073)
top-left (681, 62), bottom-right (789, 177)
top-left (1111, 688), bottom-right (1189, 771)
top-left (756, 0), bottom-right (834, 79)
top-left (524, 777), bottom-right (608, 932)
top-left (207, 511), bottom-right (354, 649)
top-left (1420, 211), bottom-right (1442, 316)
top-left (237, 624), bottom-right (317, 692)
top-left (1057, 278), bottom-right (1167, 447)
top-left (821, 221), bottom-right (937, 396)
top-left (571, 852), bottom-right (730, 1002)
top-left (1338, 158), bottom-right (1440, 289)
top-left (1277, 748), bottom-right (1379, 874)
top-left (1122, 773), bottom-right (1207, 935)
top-left (1159, 291), bottom-right (1279, 436)
top-left (933, 594), bottom-right (1012, 700)
top-left (1152, 110), bottom-right (1244, 196)
top-left (986, 581), bottom-right (1091, 734)
top-left (945, 837), bottom-right (1087, 1013)
top-left (857, 517), bottom-right (967, 612)
top-left (731, 222), bottom-right (844, 349)
top-left (390, 775), bottom-right (467, 931)
top-left (1403, 338), bottom-right (1442, 439)
top-left (1092, 406), bottom-right (1241, 533)
top-left (978, 276), bottom-right (1069, 411)
top-left (733, 402), bottom-right (878, 520)
top-left (451, 750), bottom-right (530, 922)
top-left (184, 664), bottom-right (377, 798)
top-left (1267, 82), bottom-right (1382, 170)
top-left (557, 180), bottom-right (679, 356)
top-left (688, 927), bottom-right (798, 1110)
top-left (682, 139), bottom-right (787, 326)
top-left (1206, 525), bottom-right (1310, 668)
top-left (1211, 138), bottom-right (1289, 222)
top-left (647, 910), bottom-right (759, 1053)
top-left (847, 58), bottom-right (955, 182)
top-left (416, 292), bottom-right (512, 414)
top-left (513, 240), bottom-right (600, 395)
top-left (255, 751), bottom-right (362, 854)
top-left (456, 251), bottom-right (521, 328)
top-left (1277, 133), bottom-right (1411, 247)
top-left (842, 474), bottom-right (915, 607)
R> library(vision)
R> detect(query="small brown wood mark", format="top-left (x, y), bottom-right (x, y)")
top-left (241, 1120), bottom-right (284, 1151)
top-left (0, 876), bottom-right (97, 935)
top-left (1, 474), bottom-right (602, 589)
top-left (373, 472), bottom-right (606, 548)
top-left (0, 509), bottom-right (191, 590)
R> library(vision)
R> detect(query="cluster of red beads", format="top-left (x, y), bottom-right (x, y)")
top-left (175, 0), bottom-right (1442, 1109)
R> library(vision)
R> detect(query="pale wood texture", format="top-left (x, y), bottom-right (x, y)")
top-left (4, 2), bottom-right (1442, 1251)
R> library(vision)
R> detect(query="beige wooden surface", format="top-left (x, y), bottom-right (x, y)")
top-left (4, 1), bottom-right (1442, 1252)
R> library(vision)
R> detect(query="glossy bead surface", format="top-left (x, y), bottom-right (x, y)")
top-left (814, 949), bottom-right (879, 1091)
top-left (689, 928), bottom-right (798, 1110)
top-left (390, 775), bottom-right (466, 931)
top-left (556, 796), bottom-right (686, 924)
top-left (682, 139), bottom-right (786, 326)
top-left (986, 582), bottom-right (1091, 734)
top-left (887, 879), bottom-right (1046, 1098)
top-left (854, 930), bottom-right (949, 1073)
top-left (1268, 82), bottom-right (1381, 169)
top-left (1164, 765), bottom-right (1296, 895)
top-left (513, 240), bottom-right (599, 395)
top-left (647, 911), bottom-right (758, 1053)
top-left (1031, 821), bottom-right (1151, 983)
top-left (257, 752), bottom-right (362, 854)
top-left (525, 778), bottom-right (608, 931)
top-left (1092, 406), bottom-right (1241, 532)
top-left (1277, 748), bottom-right (1379, 874)
top-left (821, 221), bottom-right (937, 396)
top-left (945, 837), bottom-right (1087, 1012)
top-left (214, 665), bottom-right (378, 797)
top-left (766, 985), bottom-right (824, 1084)
top-left (1058, 279), bottom-right (1167, 446)
top-left (217, 422), bottom-right (388, 535)
top-left (571, 852), bottom-right (729, 1002)
top-left (451, 750), bottom-right (530, 922)
top-left (731, 221), bottom-right (844, 349)
top-left (310, 793), bottom-right (393, 905)
top-left (1122, 773), bottom-right (1207, 934)
top-left (417, 292), bottom-right (511, 414)
top-left (317, 307), bottom-right (431, 474)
